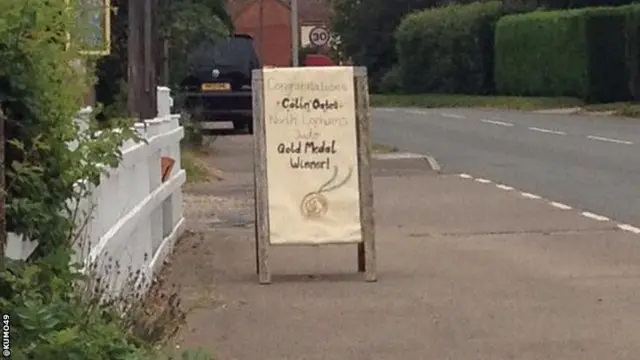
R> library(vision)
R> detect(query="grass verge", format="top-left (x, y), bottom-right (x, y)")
top-left (372, 143), bottom-right (399, 153)
top-left (371, 94), bottom-right (584, 110)
top-left (582, 102), bottom-right (640, 118)
top-left (181, 148), bottom-right (213, 183)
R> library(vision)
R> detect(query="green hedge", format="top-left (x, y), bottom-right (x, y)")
top-left (495, 5), bottom-right (640, 102)
top-left (395, 1), bottom-right (503, 95)
top-left (624, 9), bottom-right (640, 100)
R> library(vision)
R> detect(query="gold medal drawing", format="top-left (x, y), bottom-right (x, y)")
top-left (300, 165), bottom-right (354, 219)
top-left (300, 192), bottom-right (329, 218)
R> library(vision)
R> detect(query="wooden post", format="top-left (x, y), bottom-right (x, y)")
top-left (127, 0), bottom-right (142, 118)
top-left (160, 36), bottom-right (169, 86)
top-left (354, 67), bottom-right (376, 282)
top-left (251, 70), bottom-right (271, 284)
top-left (291, 0), bottom-right (299, 66)
top-left (142, 0), bottom-right (157, 118)
top-left (127, 0), bottom-right (158, 119)
top-left (157, 0), bottom-right (170, 86)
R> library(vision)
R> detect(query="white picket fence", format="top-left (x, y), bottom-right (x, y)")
top-left (5, 87), bottom-right (186, 292)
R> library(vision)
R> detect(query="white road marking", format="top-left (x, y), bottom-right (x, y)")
top-left (440, 113), bottom-right (466, 119)
top-left (549, 202), bottom-right (572, 210)
top-left (480, 119), bottom-right (513, 127)
top-left (521, 192), bottom-right (541, 199)
top-left (378, 108), bottom-right (398, 112)
top-left (618, 224), bottom-right (640, 234)
top-left (529, 127), bottom-right (566, 135)
top-left (586, 135), bottom-right (633, 145)
top-left (581, 212), bottom-right (610, 221)
top-left (455, 175), bottom-right (637, 234)
top-left (406, 109), bottom-right (427, 115)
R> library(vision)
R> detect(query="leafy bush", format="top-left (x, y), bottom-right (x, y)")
top-left (495, 5), bottom-right (640, 102)
top-left (165, 0), bottom-right (231, 88)
top-left (94, 0), bottom-right (130, 121)
top-left (378, 65), bottom-right (404, 94)
top-left (585, 8), bottom-right (630, 102)
top-left (494, 10), bottom-right (589, 98)
top-left (395, 1), bottom-right (503, 95)
top-left (331, 0), bottom-right (444, 91)
top-left (0, 246), bottom-right (200, 359)
top-left (0, 1), bottom-right (211, 358)
top-left (0, 0), bottom-right (136, 254)
top-left (1, 253), bottom-right (148, 359)
top-left (622, 6), bottom-right (640, 100)
top-left (537, 0), bottom-right (635, 10)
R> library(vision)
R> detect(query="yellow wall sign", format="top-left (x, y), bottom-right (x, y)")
top-left (67, 0), bottom-right (112, 56)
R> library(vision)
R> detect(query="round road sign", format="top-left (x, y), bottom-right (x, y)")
top-left (309, 26), bottom-right (330, 46)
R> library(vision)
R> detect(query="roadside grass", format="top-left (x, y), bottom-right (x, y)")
top-left (181, 148), bottom-right (213, 183)
top-left (372, 143), bottom-right (399, 153)
top-left (371, 94), bottom-right (584, 110)
top-left (582, 102), bottom-right (640, 118)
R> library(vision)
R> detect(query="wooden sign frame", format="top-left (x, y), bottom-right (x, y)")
top-left (251, 67), bottom-right (376, 284)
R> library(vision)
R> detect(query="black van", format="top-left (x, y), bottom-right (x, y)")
top-left (179, 34), bottom-right (260, 134)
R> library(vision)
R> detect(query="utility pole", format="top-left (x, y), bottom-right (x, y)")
top-left (127, 0), bottom-right (158, 120)
top-left (127, 0), bottom-right (142, 118)
top-left (158, 0), bottom-right (171, 86)
top-left (259, 0), bottom-right (264, 62)
top-left (290, 0), bottom-right (299, 67)
top-left (143, 0), bottom-right (156, 117)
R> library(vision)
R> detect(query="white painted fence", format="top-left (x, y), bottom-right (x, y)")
top-left (6, 86), bottom-right (185, 292)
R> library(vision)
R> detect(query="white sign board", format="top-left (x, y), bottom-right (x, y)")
top-left (309, 26), bottom-right (330, 46)
top-left (252, 66), bottom-right (376, 284)
top-left (262, 67), bottom-right (361, 245)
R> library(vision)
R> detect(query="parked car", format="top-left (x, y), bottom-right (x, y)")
top-left (179, 34), bottom-right (260, 134)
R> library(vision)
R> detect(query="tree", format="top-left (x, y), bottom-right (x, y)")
top-left (94, 0), bottom-right (233, 119)
top-left (162, 0), bottom-right (233, 87)
top-left (331, 0), bottom-right (441, 90)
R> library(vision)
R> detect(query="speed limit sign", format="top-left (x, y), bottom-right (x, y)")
top-left (309, 26), bottom-right (330, 46)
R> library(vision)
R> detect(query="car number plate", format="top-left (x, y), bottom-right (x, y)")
top-left (201, 82), bottom-right (231, 91)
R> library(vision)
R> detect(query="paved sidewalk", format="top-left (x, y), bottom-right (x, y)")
top-left (168, 136), bottom-right (640, 360)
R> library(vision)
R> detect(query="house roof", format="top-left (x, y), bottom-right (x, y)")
top-left (227, 0), bottom-right (330, 24)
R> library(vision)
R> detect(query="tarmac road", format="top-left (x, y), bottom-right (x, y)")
top-left (174, 136), bottom-right (640, 360)
top-left (371, 107), bottom-right (640, 227)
